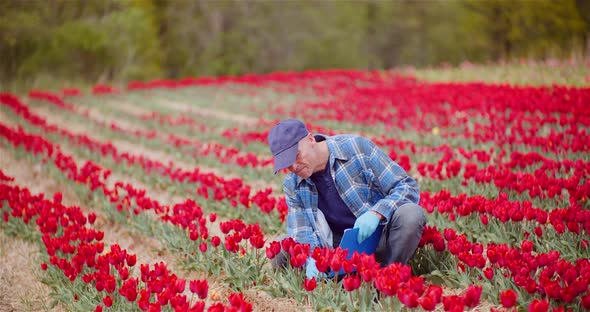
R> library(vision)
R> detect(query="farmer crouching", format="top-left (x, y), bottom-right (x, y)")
top-left (267, 118), bottom-right (426, 279)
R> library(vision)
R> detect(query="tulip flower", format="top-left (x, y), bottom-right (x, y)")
top-left (499, 289), bottom-right (518, 308)
top-left (303, 278), bottom-right (317, 291)
top-left (342, 274), bottom-right (361, 292)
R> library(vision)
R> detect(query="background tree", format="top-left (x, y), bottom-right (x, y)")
top-left (0, 0), bottom-right (587, 90)
top-left (575, 0), bottom-right (590, 59)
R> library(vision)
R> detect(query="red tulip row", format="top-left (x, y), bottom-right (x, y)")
top-left (217, 127), bottom-right (588, 204)
top-left (417, 149), bottom-right (590, 204)
top-left (421, 190), bottom-right (590, 236)
top-left (0, 170), bottom-right (252, 312)
top-left (216, 121), bottom-right (588, 184)
top-left (125, 69), bottom-right (383, 95)
top-left (417, 145), bottom-right (590, 180)
top-left (292, 75), bottom-right (590, 154)
top-left (419, 225), bottom-right (590, 308)
top-left (219, 121), bottom-right (588, 193)
top-left (0, 93), bottom-right (288, 221)
top-left (266, 236), bottom-right (491, 311)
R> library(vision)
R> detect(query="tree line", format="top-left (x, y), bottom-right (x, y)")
top-left (1, 0), bottom-right (588, 88)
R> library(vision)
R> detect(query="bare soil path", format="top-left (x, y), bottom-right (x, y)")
top-left (156, 98), bottom-right (259, 126)
top-left (0, 231), bottom-right (63, 312)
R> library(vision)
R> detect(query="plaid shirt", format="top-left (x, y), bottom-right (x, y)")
top-left (283, 134), bottom-right (420, 250)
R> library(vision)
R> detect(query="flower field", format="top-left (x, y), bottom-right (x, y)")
top-left (1, 65), bottom-right (589, 311)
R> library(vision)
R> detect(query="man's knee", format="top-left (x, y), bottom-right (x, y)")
top-left (394, 203), bottom-right (426, 228)
top-left (268, 235), bottom-right (291, 270)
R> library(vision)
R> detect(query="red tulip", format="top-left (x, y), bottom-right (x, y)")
top-left (211, 236), bottom-right (221, 247)
top-left (442, 295), bottom-right (464, 312)
top-left (303, 278), bottom-right (317, 291)
top-left (199, 242), bottom-right (207, 252)
top-left (189, 230), bottom-right (199, 241)
top-left (330, 255), bottom-right (343, 272)
top-left (528, 299), bottom-right (549, 312)
top-left (480, 215), bottom-right (488, 225)
top-left (103, 296), bottom-right (113, 307)
top-left (462, 285), bottom-right (482, 307)
top-left (397, 287), bottom-right (419, 308)
top-left (87, 213), bottom-right (97, 224)
top-left (190, 301), bottom-right (205, 312)
top-left (126, 254), bottom-right (137, 267)
top-left (189, 279), bottom-right (208, 299)
top-left (249, 234), bottom-right (265, 249)
top-left (228, 292), bottom-right (252, 312)
top-left (581, 294), bottom-right (590, 309)
top-left (521, 240), bottom-right (534, 253)
top-left (419, 296), bottom-right (436, 311)
top-left (342, 275), bottom-right (361, 292)
top-left (118, 267), bottom-right (129, 280)
top-left (483, 267), bottom-right (494, 280)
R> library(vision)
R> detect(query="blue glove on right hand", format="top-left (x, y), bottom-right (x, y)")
top-left (353, 211), bottom-right (381, 243)
top-left (306, 257), bottom-right (320, 279)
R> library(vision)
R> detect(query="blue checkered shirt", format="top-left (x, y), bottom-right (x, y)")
top-left (283, 134), bottom-right (420, 250)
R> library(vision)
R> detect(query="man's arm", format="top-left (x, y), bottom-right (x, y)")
top-left (363, 138), bottom-right (420, 222)
top-left (283, 179), bottom-right (319, 249)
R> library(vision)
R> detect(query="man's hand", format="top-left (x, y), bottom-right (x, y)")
top-left (353, 211), bottom-right (382, 243)
top-left (306, 257), bottom-right (321, 279)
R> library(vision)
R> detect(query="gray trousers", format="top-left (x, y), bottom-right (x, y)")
top-left (271, 203), bottom-right (426, 269)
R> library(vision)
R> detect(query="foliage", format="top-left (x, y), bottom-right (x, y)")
top-left (0, 0), bottom-right (588, 91)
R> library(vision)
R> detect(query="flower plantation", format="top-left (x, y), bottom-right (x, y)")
top-left (0, 69), bottom-right (589, 311)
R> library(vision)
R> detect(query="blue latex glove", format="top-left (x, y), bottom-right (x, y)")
top-left (306, 257), bottom-right (320, 279)
top-left (353, 211), bottom-right (381, 243)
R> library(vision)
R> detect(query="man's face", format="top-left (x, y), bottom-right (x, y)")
top-left (287, 134), bottom-right (314, 178)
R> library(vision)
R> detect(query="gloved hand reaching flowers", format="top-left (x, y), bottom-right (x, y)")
top-left (353, 211), bottom-right (382, 243)
top-left (305, 257), bottom-right (327, 279)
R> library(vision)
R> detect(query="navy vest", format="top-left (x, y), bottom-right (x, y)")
top-left (310, 141), bottom-right (356, 246)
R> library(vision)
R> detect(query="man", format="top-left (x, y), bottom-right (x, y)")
top-left (268, 118), bottom-right (426, 279)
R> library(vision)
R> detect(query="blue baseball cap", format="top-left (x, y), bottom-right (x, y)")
top-left (268, 119), bottom-right (309, 173)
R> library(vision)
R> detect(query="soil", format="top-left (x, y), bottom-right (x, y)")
top-left (156, 98), bottom-right (259, 126)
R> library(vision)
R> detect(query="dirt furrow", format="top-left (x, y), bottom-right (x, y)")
top-left (0, 231), bottom-right (64, 312)
top-left (156, 98), bottom-right (259, 126)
